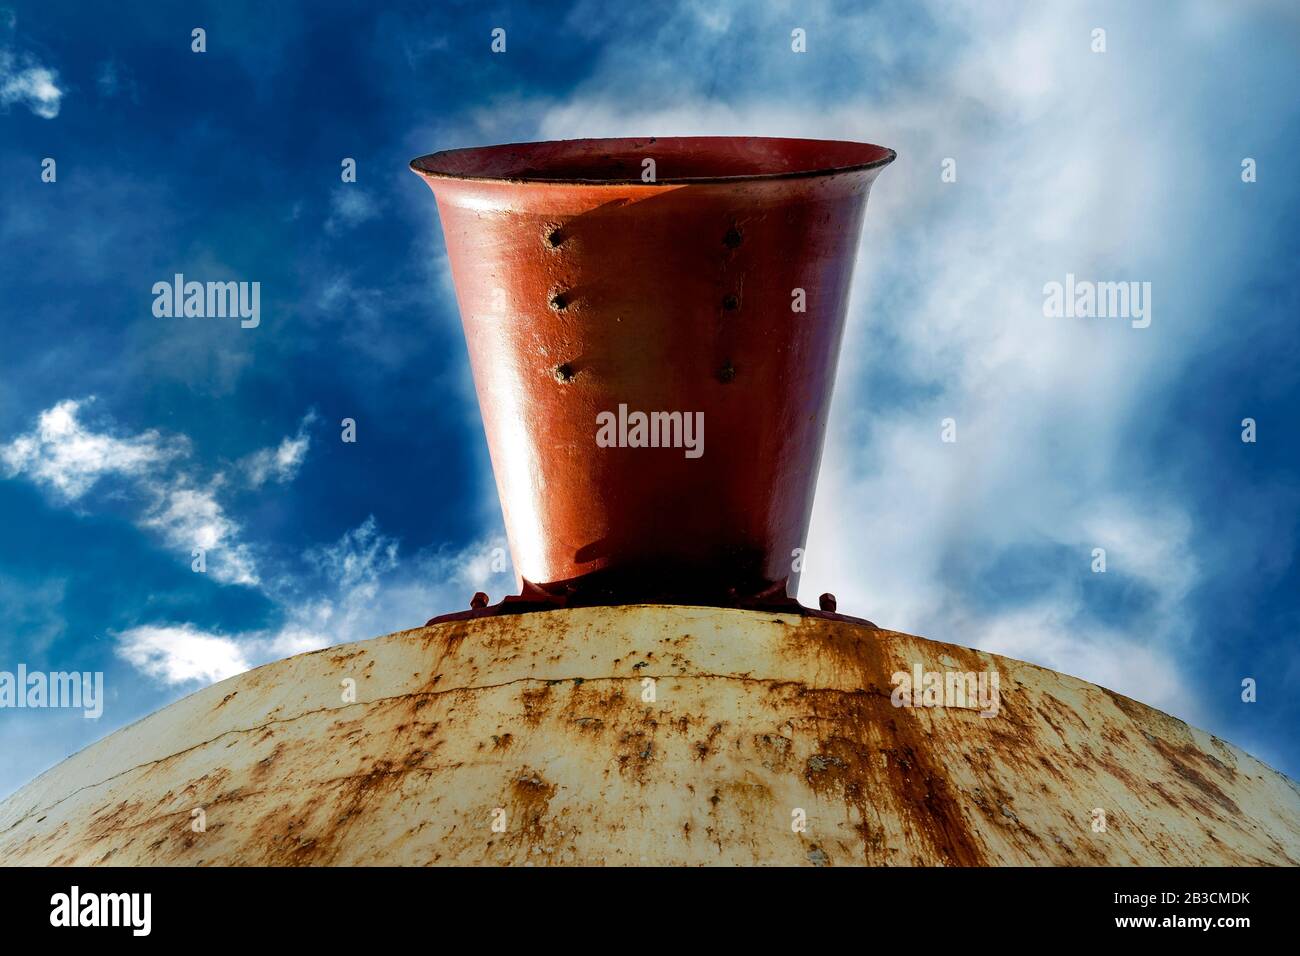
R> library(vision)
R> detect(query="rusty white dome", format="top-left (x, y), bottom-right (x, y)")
top-left (1, 605), bottom-right (1296, 865)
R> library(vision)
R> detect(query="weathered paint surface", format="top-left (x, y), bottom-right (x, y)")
top-left (1, 606), bottom-right (1296, 866)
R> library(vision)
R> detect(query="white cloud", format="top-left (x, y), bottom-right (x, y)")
top-left (0, 44), bottom-right (64, 119)
top-left (0, 399), bottom-right (181, 499)
top-left (0, 575), bottom-right (66, 655)
top-left (116, 624), bottom-right (252, 685)
top-left (788, 5), bottom-right (1207, 719)
top-left (972, 602), bottom-right (1192, 714)
top-left (278, 525), bottom-right (509, 652)
top-left (239, 411), bottom-right (317, 487)
top-left (114, 620), bottom-right (333, 689)
top-left (305, 515), bottom-right (398, 591)
top-left (317, 273), bottom-right (377, 314)
top-left (1, 398), bottom-right (258, 586)
top-left (141, 482), bottom-right (260, 587)
top-left (94, 58), bottom-right (137, 101)
top-left (325, 187), bottom-right (381, 233)
top-left (116, 517), bottom-right (511, 688)
top-left (0, 56), bottom-right (62, 118)
top-left (95, 59), bottom-right (119, 96)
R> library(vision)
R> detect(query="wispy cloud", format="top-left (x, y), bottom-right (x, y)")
top-left (238, 410), bottom-right (318, 488)
top-left (0, 399), bottom-right (182, 499)
top-left (140, 480), bottom-right (259, 587)
top-left (116, 624), bottom-right (252, 685)
top-left (2, 398), bottom-right (507, 689)
top-left (0, 14), bottom-right (64, 118)
top-left (0, 399), bottom-right (312, 587)
top-left (0, 574), bottom-right (66, 655)
top-left (0, 56), bottom-right (61, 117)
top-left (305, 515), bottom-right (397, 592)
top-left (94, 57), bottom-right (138, 102)
top-left (116, 517), bottom-right (511, 687)
top-left (325, 186), bottom-right (381, 233)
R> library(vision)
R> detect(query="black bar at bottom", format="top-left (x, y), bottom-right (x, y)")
top-left (0, 865), bottom-right (1288, 940)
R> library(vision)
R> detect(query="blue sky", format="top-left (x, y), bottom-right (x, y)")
top-left (1, 0), bottom-right (1297, 796)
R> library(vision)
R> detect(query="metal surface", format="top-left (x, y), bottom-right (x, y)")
top-left (2, 605), bottom-right (1296, 866)
top-left (411, 137), bottom-right (894, 607)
